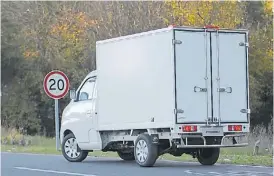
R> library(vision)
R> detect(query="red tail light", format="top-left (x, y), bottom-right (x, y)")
top-left (168, 24), bottom-right (176, 28)
top-left (182, 125), bottom-right (197, 132)
top-left (228, 125), bottom-right (242, 131)
top-left (204, 24), bottom-right (219, 29)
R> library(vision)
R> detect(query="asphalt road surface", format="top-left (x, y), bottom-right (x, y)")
top-left (1, 152), bottom-right (273, 176)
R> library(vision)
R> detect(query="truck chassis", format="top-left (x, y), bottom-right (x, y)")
top-left (61, 127), bottom-right (248, 167)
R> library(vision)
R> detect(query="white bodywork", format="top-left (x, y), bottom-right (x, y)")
top-left (211, 32), bottom-right (249, 123)
top-left (60, 26), bottom-right (250, 151)
top-left (60, 71), bottom-right (102, 150)
top-left (96, 28), bottom-right (175, 130)
top-left (174, 30), bottom-right (211, 123)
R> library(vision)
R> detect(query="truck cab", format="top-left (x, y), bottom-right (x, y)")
top-left (60, 71), bottom-right (102, 161)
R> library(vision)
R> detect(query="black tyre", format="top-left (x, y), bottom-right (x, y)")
top-left (197, 148), bottom-right (220, 165)
top-left (134, 133), bottom-right (158, 167)
top-left (117, 151), bottom-right (135, 161)
top-left (61, 133), bottom-right (88, 162)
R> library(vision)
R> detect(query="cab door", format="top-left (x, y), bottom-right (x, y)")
top-left (70, 76), bottom-right (97, 143)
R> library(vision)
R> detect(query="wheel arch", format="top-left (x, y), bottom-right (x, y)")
top-left (60, 129), bottom-right (74, 144)
top-left (64, 129), bottom-right (73, 137)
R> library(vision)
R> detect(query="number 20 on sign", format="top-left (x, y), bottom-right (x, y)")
top-left (43, 70), bottom-right (70, 151)
top-left (43, 70), bottom-right (70, 99)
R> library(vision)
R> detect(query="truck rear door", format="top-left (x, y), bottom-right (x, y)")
top-left (174, 28), bottom-right (249, 124)
top-left (211, 31), bottom-right (249, 123)
top-left (174, 29), bottom-right (212, 123)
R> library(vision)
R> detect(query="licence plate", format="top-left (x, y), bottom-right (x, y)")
top-left (200, 126), bottom-right (224, 136)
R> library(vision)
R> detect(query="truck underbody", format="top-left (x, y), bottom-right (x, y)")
top-left (85, 126), bottom-right (248, 166)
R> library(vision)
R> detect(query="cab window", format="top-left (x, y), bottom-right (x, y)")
top-left (78, 77), bottom-right (96, 101)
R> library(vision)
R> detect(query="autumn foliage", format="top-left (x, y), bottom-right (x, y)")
top-left (164, 1), bottom-right (244, 28)
top-left (50, 10), bottom-right (97, 43)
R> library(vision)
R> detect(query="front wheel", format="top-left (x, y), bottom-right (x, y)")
top-left (197, 148), bottom-right (220, 165)
top-left (134, 134), bottom-right (158, 167)
top-left (61, 133), bottom-right (88, 162)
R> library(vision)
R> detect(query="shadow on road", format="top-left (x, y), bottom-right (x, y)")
top-left (81, 158), bottom-right (218, 169)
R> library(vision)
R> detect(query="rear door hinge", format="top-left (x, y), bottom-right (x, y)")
top-left (173, 39), bottom-right (182, 45)
top-left (174, 108), bottom-right (184, 114)
top-left (239, 42), bottom-right (249, 47)
top-left (240, 109), bottom-right (251, 114)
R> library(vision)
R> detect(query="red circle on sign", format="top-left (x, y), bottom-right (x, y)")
top-left (43, 70), bottom-right (70, 99)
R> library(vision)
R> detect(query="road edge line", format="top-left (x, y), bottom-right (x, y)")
top-left (14, 166), bottom-right (97, 176)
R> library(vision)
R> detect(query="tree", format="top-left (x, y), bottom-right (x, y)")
top-left (247, 1), bottom-right (273, 130)
top-left (163, 1), bottom-right (245, 28)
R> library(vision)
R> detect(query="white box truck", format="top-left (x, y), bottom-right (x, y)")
top-left (60, 25), bottom-right (250, 167)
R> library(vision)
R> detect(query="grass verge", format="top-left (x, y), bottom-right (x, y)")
top-left (1, 144), bottom-right (272, 167)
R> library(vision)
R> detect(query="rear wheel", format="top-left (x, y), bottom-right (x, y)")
top-left (61, 133), bottom-right (88, 162)
top-left (197, 148), bottom-right (220, 165)
top-left (117, 151), bottom-right (135, 161)
top-left (134, 134), bottom-right (158, 167)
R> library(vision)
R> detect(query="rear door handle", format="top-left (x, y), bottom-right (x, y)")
top-left (194, 86), bottom-right (207, 92)
top-left (217, 87), bottom-right (232, 93)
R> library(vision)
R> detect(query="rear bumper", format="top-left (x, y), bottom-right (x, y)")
top-left (176, 133), bottom-right (248, 148)
top-left (177, 143), bottom-right (248, 148)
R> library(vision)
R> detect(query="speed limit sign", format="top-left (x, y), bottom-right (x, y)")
top-left (43, 70), bottom-right (70, 99)
top-left (43, 70), bottom-right (70, 151)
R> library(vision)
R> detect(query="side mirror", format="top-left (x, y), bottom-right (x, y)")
top-left (69, 89), bottom-right (76, 100)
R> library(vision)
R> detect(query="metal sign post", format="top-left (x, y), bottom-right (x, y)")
top-left (43, 70), bottom-right (70, 151)
top-left (54, 99), bottom-right (60, 150)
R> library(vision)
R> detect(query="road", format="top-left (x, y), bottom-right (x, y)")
top-left (1, 152), bottom-right (273, 176)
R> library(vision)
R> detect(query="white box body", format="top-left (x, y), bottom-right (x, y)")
top-left (96, 28), bottom-right (175, 131)
top-left (95, 26), bottom-right (250, 131)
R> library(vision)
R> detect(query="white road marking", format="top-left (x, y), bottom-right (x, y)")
top-left (208, 171), bottom-right (222, 175)
top-left (185, 170), bottom-right (274, 176)
top-left (161, 158), bottom-right (273, 168)
top-left (14, 167), bottom-right (97, 176)
top-left (235, 164), bottom-right (273, 169)
top-left (184, 170), bottom-right (193, 174)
